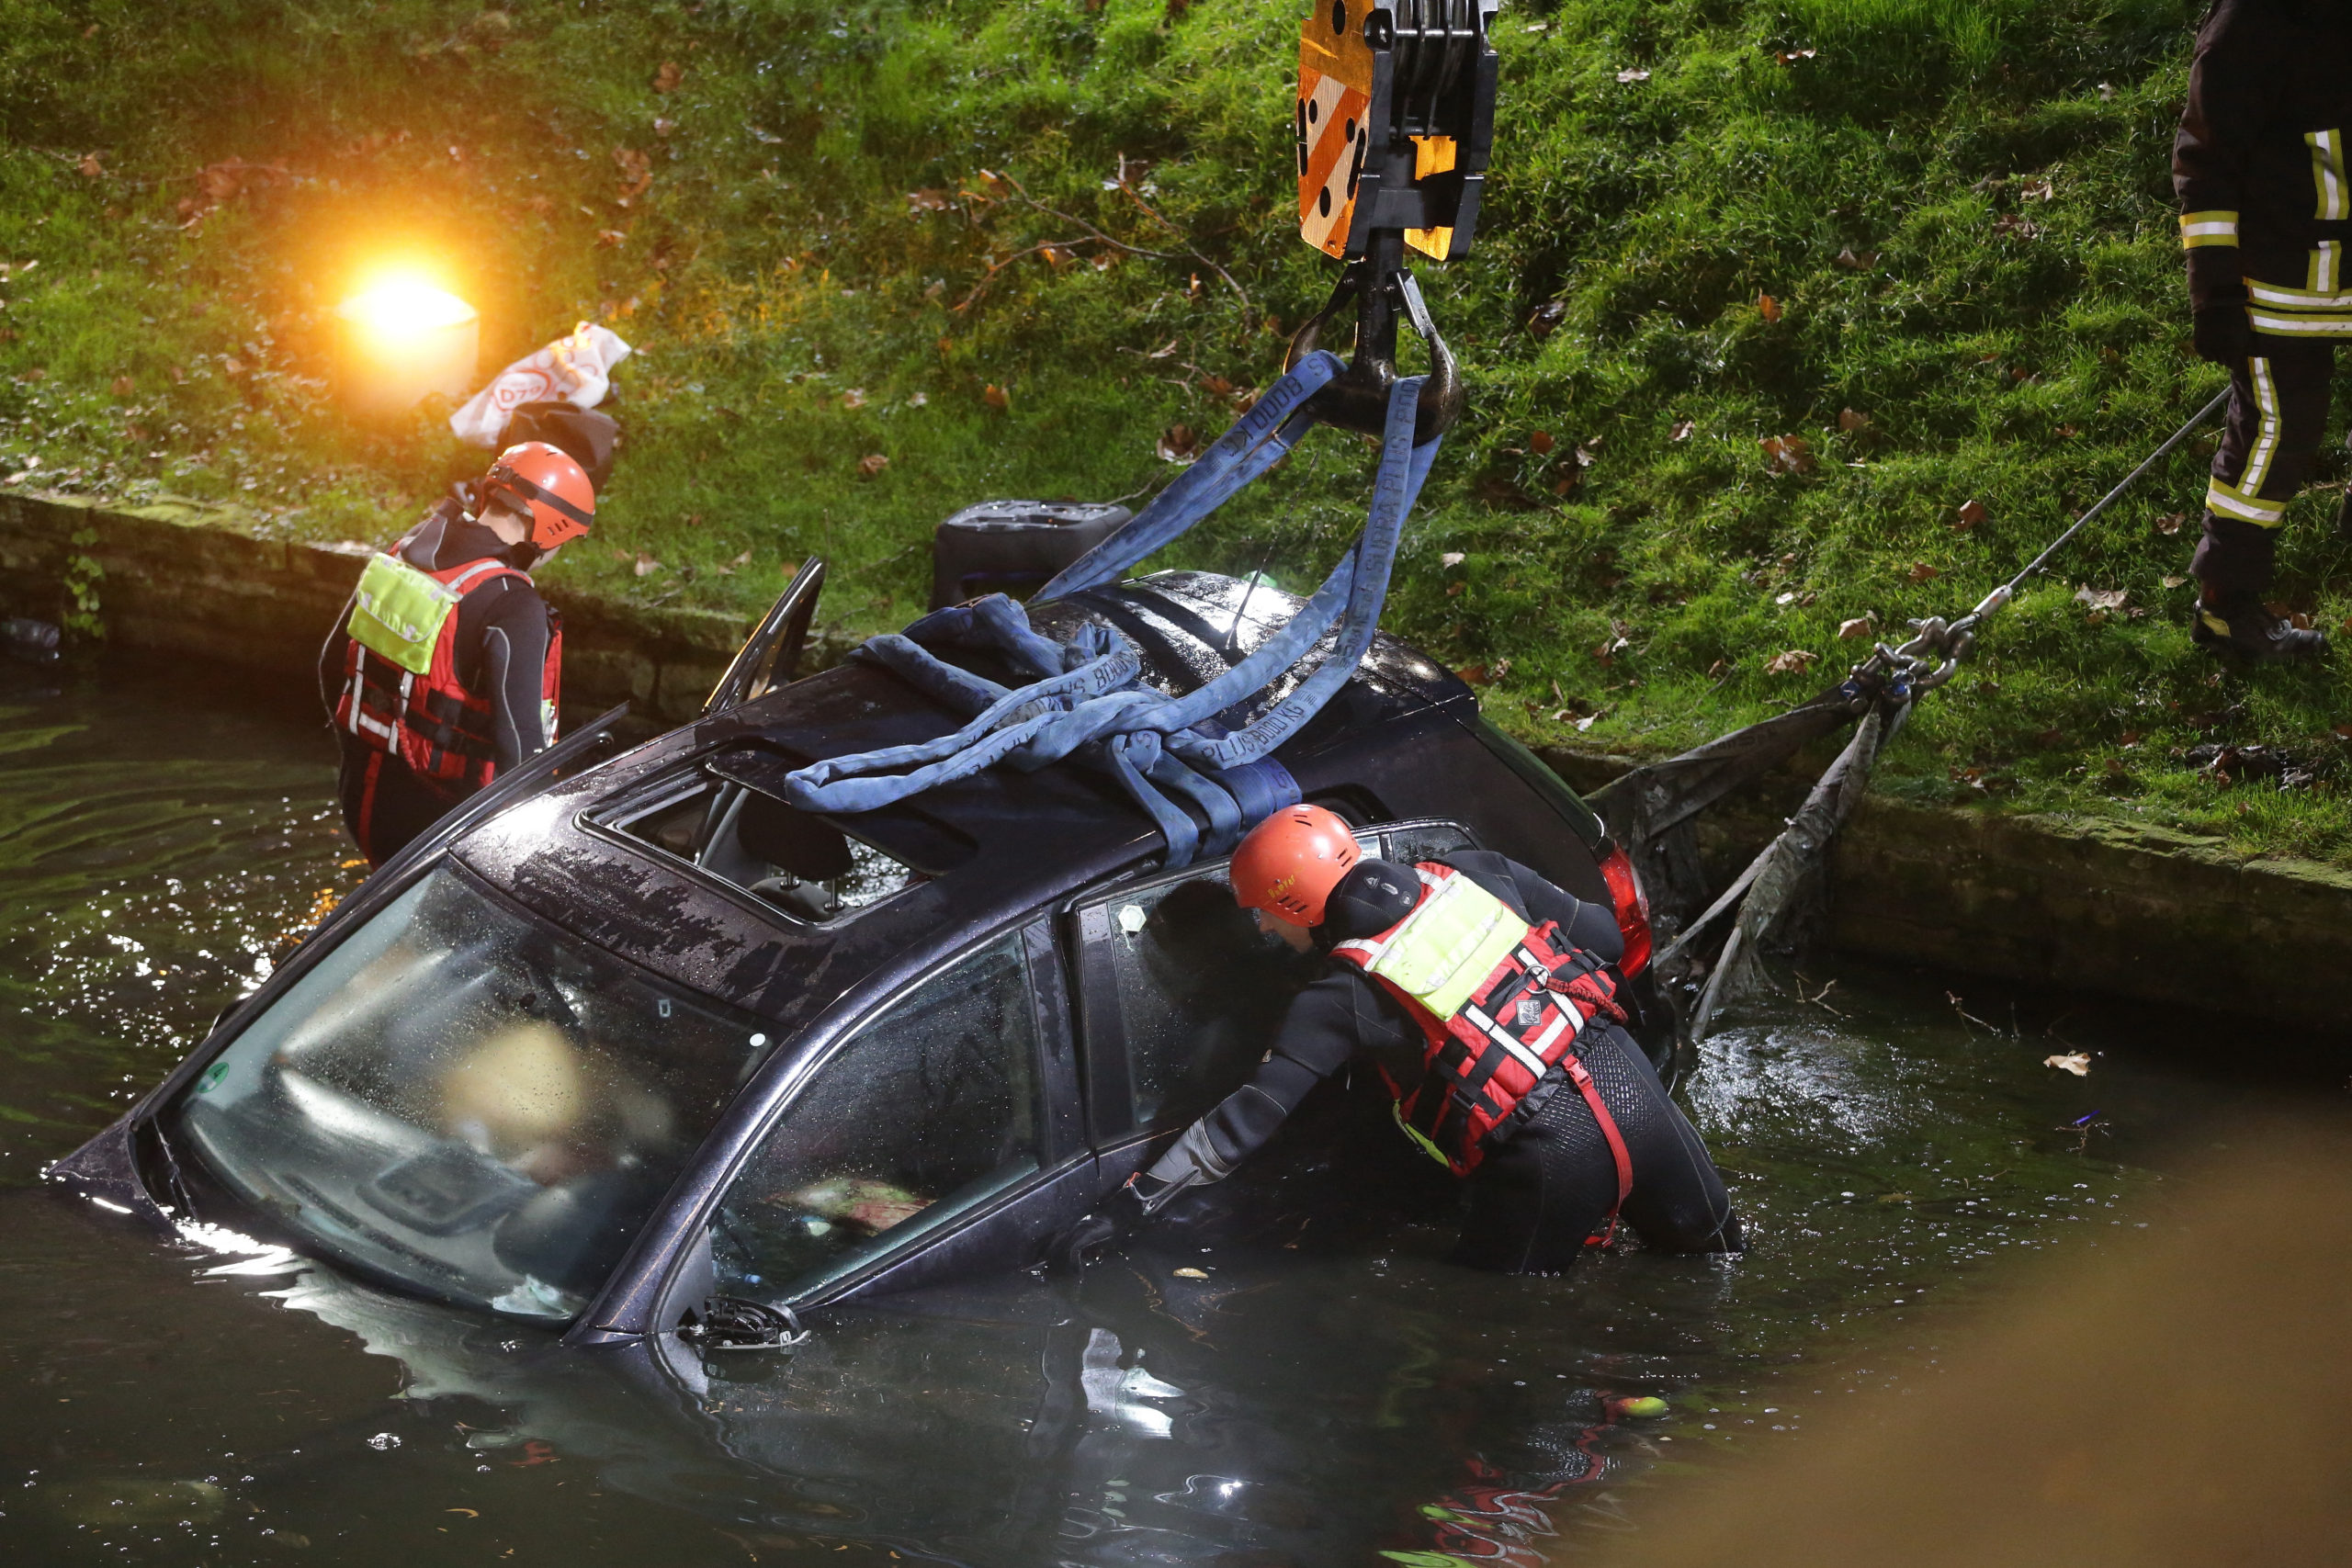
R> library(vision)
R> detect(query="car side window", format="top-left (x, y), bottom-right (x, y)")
top-left (710, 933), bottom-right (1042, 1302)
top-left (1087, 868), bottom-right (1323, 1133)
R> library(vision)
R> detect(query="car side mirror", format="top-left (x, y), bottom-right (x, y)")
top-left (706, 556), bottom-right (827, 716)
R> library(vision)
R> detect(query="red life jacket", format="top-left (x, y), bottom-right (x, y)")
top-left (334, 552), bottom-right (561, 794)
top-left (1333, 862), bottom-right (1634, 1240)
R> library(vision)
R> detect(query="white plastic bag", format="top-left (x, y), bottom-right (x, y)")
top-left (448, 321), bottom-right (633, 448)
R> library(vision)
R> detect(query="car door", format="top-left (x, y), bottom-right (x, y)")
top-left (1069, 818), bottom-right (1479, 1178)
top-left (698, 920), bottom-right (1091, 1308)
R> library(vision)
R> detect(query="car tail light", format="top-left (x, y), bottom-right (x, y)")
top-left (1597, 842), bottom-right (1651, 976)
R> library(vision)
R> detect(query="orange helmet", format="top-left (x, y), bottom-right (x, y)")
top-left (481, 440), bottom-right (595, 550)
top-left (1230, 804), bottom-right (1360, 927)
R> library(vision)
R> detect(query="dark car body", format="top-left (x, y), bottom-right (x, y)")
top-left (51, 570), bottom-right (1663, 1346)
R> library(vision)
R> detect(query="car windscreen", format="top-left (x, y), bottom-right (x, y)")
top-left (172, 865), bottom-right (774, 1322)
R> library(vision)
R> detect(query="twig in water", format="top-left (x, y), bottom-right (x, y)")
top-left (1801, 977), bottom-right (1846, 1017)
top-left (1948, 990), bottom-right (1999, 1034)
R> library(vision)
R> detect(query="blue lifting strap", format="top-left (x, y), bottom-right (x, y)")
top-left (778, 348), bottom-right (1442, 865)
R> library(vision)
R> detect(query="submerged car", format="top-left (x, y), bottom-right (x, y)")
top-left (51, 561), bottom-right (1666, 1345)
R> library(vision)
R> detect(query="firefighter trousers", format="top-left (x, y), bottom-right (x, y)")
top-left (2192, 337), bottom-right (2335, 597)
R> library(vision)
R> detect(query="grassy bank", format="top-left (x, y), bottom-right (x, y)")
top-left (9, 0), bottom-right (2352, 862)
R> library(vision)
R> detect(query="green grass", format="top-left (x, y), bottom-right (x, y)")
top-left (9, 0), bottom-right (2352, 862)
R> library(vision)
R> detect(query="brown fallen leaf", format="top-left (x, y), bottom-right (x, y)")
top-left (2162, 574), bottom-right (2187, 589)
top-left (1456, 664), bottom-right (1490, 685)
top-left (109, 376), bottom-right (135, 398)
top-left (221, 356), bottom-right (249, 379)
top-left (2044, 1052), bottom-right (2091, 1077)
top-left (1759, 434), bottom-right (1815, 475)
top-left (653, 118), bottom-right (677, 139)
top-left (1615, 67), bottom-right (1651, 84)
top-left (1527, 300), bottom-right (1566, 338)
top-left (905, 187), bottom-right (951, 213)
top-left (1529, 430), bottom-right (1555, 456)
top-left (840, 387), bottom-right (866, 410)
top-left (1157, 423), bottom-right (1200, 463)
top-left (856, 453), bottom-right (888, 478)
top-left (1838, 615), bottom-right (1876, 640)
top-left (2075, 585), bottom-right (2130, 613)
top-left (76, 152), bottom-right (104, 178)
top-left (1908, 562), bottom-right (1941, 583)
top-left (596, 229), bottom-right (628, 247)
top-left (1670, 419), bottom-right (1695, 442)
top-left (1839, 408), bottom-right (1871, 433)
top-left (1993, 213), bottom-right (2040, 240)
top-left (634, 553), bottom-right (661, 577)
top-left (1834, 247), bottom-right (1880, 270)
top-left (982, 383), bottom-right (1009, 412)
top-left (1757, 292), bottom-right (1782, 323)
top-left (1956, 498), bottom-right (1990, 529)
top-left (653, 60), bottom-right (684, 93)
top-left (1775, 47), bottom-right (1816, 63)
top-left (2020, 175), bottom-right (2055, 202)
top-left (1764, 648), bottom-right (1819, 675)
top-left (2154, 512), bottom-right (2187, 536)
top-left (614, 147), bottom-right (652, 204)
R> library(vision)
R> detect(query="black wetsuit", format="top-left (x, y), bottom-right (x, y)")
top-left (316, 505), bottom-right (557, 864)
top-left (1148, 852), bottom-right (1741, 1274)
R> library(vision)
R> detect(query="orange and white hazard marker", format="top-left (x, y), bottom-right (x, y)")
top-left (1297, 0), bottom-right (1375, 257)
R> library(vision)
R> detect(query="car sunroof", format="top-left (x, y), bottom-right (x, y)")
top-left (592, 758), bottom-right (952, 925)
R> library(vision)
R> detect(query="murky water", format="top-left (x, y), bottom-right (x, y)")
top-left (0, 657), bottom-right (2338, 1566)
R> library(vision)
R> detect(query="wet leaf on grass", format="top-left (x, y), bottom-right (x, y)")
top-left (653, 60), bottom-right (684, 93)
top-left (1670, 419), bottom-right (1695, 442)
top-left (1764, 648), bottom-right (1818, 675)
top-left (2020, 176), bottom-right (2055, 202)
top-left (856, 453), bottom-right (888, 478)
top-left (2162, 574), bottom-right (2187, 589)
top-left (1839, 407), bottom-right (1872, 433)
top-left (1757, 292), bottom-right (1782, 323)
top-left (614, 147), bottom-right (652, 205)
top-left (2154, 512), bottom-right (2188, 536)
top-left (1759, 434), bottom-right (1814, 474)
top-left (1527, 299), bottom-right (1566, 338)
top-left (1157, 423), bottom-right (1199, 463)
top-left (2075, 585), bottom-right (2129, 613)
top-left (654, 118), bottom-right (676, 139)
top-left (1838, 615), bottom-right (1876, 639)
top-left (1907, 561), bottom-right (1941, 583)
top-left (1440, 552), bottom-right (1465, 568)
top-left (840, 387), bottom-right (866, 409)
top-left (1774, 47), bottom-right (1817, 63)
top-left (905, 187), bottom-right (951, 213)
top-left (2044, 1052), bottom-right (2091, 1077)
top-left (1529, 430), bottom-right (1555, 456)
top-left (1615, 67), bottom-right (1651, 84)
top-left (1993, 214), bottom-right (2040, 239)
top-left (596, 229), bottom-right (627, 247)
top-left (981, 383), bottom-right (1010, 412)
top-left (1835, 247), bottom-right (1879, 270)
top-left (76, 152), bottom-right (104, 178)
top-left (109, 377), bottom-right (134, 398)
top-left (633, 553), bottom-right (661, 577)
top-left (1955, 497), bottom-right (1989, 528)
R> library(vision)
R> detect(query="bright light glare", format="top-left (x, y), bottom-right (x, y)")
top-left (337, 278), bottom-right (476, 339)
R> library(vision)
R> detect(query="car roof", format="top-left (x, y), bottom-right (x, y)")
top-left (445, 570), bottom-right (1472, 1043)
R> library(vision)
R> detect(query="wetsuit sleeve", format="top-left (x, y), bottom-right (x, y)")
top-left (476, 581), bottom-right (554, 773)
top-left (2173, 3), bottom-right (2256, 313)
top-left (1136, 975), bottom-right (1371, 1207)
top-left (1453, 851), bottom-right (1625, 965)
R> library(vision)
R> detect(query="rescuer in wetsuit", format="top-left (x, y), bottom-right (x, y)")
top-left (2172, 0), bottom-right (2352, 660)
top-left (1120, 805), bottom-right (1742, 1274)
top-left (318, 441), bottom-right (594, 865)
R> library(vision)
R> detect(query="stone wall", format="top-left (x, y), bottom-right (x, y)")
top-left (6, 489), bottom-right (2348, 1035)
top-left (1541, 747), bottom-right (2352, 1038)
top-left (0, 490), bottom-right (762, 728)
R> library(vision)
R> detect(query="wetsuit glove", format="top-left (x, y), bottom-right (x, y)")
top-left (2192, 304), bottom-right (2252, 367)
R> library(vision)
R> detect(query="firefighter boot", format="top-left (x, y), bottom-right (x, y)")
top-left (2190, 590), bottom-right (2326, 662)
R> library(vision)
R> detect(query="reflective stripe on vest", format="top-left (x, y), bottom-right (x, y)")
top-left (1333, 863), bottom-right (1632, 1245)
